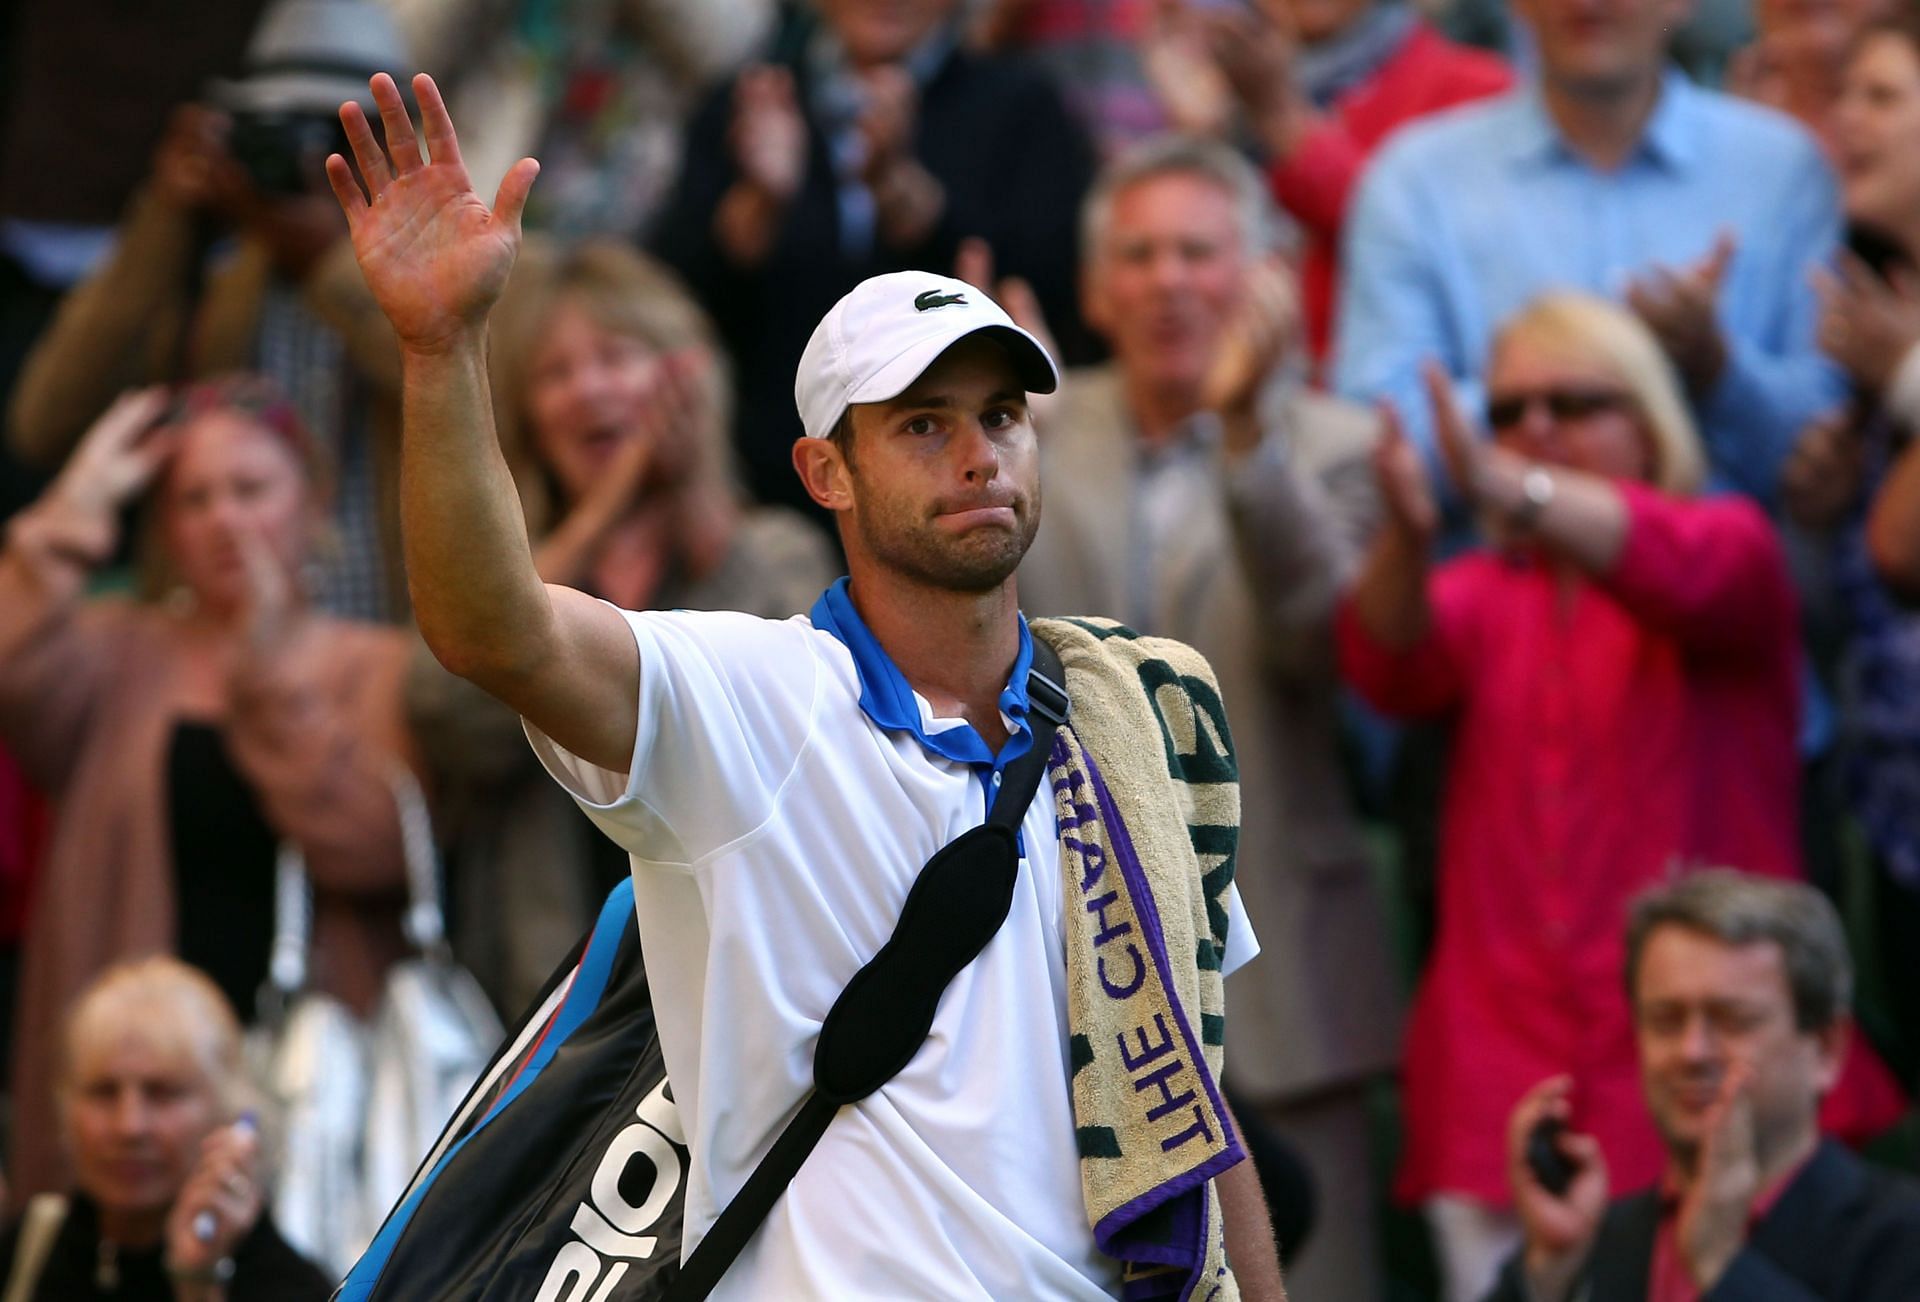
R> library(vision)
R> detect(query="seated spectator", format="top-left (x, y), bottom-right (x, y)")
top-left (1337, 293), bottom-right (1902, 1301)
top-left (1148, 0), bottom-right (1512, 365)
top-left (7, 0), bottom-right (410, 622)
top-left (651, 0), bottom-right (1096, 521)
top-left (0, 957), bottom-right (334, 1300)
top-left (1727, 0), bottom-right (1887, 153)
top-left (1335, 0), bottom-right (1845, 502)
top-left (1016, 134), bottom-right (1401, 1302)
top-left (1490, 871), bottom-right (1920, 1302)
top-left (0, 378), bottom-right (415, 1204)
top-left (407, 239), bottom-right (837, 1015)
top-left (1779, 4), bottom-right (1920, 1084)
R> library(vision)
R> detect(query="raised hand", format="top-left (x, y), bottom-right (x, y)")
top-left (730, 66), bottom-right (806, 205)
top-left (1781, 409), bottom-right (1866, 531)
top-left (164, 1119), bottom-right (265, 1285)
top-left (1675, 1062), bottom-right (1761, 1289)
top-left (1202, 256), bottom-right (1300, 427)
top-left (1814, 250), bottom-right (1920, 392)
top-left (1508, 1075), bottom-right (1609, 1302)
top-left (46, 386), bottom-right (177, 523)
top-left (326, 73), bottom-right (538, 353)
top-left (1141, 0), bottom-right (1235, 138)
top-left (1627, 233), bottom-right (1735, 391)
top-left (1372, 402), bottom-right (1439, 546)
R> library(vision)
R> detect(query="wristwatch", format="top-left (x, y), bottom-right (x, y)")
top-left (1511, 465), bottom-right (1556, 531)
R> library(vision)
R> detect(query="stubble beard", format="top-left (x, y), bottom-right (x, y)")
top-left (853, 488), bottom-right (1043, 595)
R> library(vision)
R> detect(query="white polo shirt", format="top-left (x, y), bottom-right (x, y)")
top-left (527, 581), bottom-right (1258, 1300)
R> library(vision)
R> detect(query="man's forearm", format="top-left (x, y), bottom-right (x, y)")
top-left (399, 335), bottom-right (555, 683)
top-left (1217, 1119), bottom-right (1287, 1301)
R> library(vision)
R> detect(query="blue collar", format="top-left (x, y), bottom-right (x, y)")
top-left (809, 577), bottom-right (1035, 770)
top-left (1505, 67), bottom-right (1699, 173)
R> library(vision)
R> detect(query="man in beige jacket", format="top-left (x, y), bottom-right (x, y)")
top-left (1019, 135), bottom-right (1404, 1302)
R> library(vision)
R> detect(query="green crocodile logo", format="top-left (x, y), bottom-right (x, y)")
top-left (914, 290), bottom-right (968, 312)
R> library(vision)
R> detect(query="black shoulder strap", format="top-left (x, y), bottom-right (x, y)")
top-left (664, 639), bottom-right (1069, 1301)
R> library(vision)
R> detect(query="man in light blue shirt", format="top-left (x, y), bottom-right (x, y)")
top-left (1334, 0), bottom-right (1843, 505)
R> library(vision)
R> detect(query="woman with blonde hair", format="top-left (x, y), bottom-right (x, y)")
top-left (1338, 293), bottom-right (1811, 1299)
top-left (0, 377), bottom-right (418, 1206)
top-left (407, 237), bottom-right (837, 1014)
top-left (0, 957), bottom-right (332, 1299)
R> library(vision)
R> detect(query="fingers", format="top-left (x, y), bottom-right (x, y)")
top-left (955, 236), bottom-right (994, 293)
top-left (339, 100), bottom-right (392, 196)
top-left (412, 73), bottom-right (463, 168)
top-left (1422, 359), bottom-right (1473, 471)
top-left (1699, 230), bottom-right (1737, 288)
top-left (492, 157), bottom-right (541, 235)
top-left (1509, 1074), bottom-right (1574, 1152)
top-left (371, 72), bottom-right (424, 174)
top-left (325, 153), bottom-right (368, 220)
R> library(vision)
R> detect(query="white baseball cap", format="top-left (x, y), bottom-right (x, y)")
top-left (794, 271), bottom-right (1059, 441)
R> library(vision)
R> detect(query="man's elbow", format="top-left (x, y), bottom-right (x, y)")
top-left (418, 611), bottom-right (555, 695)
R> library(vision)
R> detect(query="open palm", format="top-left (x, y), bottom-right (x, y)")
top-left (326, 73), bottom-right (538, 352)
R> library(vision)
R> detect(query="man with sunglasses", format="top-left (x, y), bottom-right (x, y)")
top-left (323, 71), bottom-right (1286, 1301)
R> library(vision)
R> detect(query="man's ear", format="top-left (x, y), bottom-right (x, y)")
top-left (792, 435), bottom-right (854, 513)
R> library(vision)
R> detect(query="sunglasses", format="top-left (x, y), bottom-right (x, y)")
top-left (1485, 388), bottom-right (1631, 432)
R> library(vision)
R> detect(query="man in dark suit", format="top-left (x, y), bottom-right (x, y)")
top-left (1488, 870), bottom-right (1920, 1301)
top-left (650, 0), bottom-right (1095, 523)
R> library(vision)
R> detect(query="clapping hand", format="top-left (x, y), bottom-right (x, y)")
top-left (1508, 1076), bottom-right (1610, 1302)
top-left (1372, 402), bottom-right (1439, 548)
top-left (1780, 409), bottom-right (1867, 531)
top-left (1141, 0), bottom-right (1235, 138)
top-left (1675, 1062), bottom-right (1762, 1289)
top-left (1814, 250), bottom-right (1920, 393)
top-left (1627, 233), bottom-right (1735, 392)
top-left (164, 1118), bottom-right (264, 1292)
top-left (1202, 257), bottom-right (1300, 452)
top-left (326, 73), bottom-right (537, 354)
top-left (730, 65), bottom-right (806, 206)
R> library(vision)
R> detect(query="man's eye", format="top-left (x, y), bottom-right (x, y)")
top-left (983, 408), bottom-right (1017, 430)
top-left (904, 417), bottom-right (938, 436)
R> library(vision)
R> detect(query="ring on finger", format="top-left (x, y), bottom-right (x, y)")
top-left (225, 1173), bottom-right (249, 1199)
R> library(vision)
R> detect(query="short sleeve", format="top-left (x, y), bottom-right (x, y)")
top-left (1221, 883), bottom-right (1260, 978)
top-left (525, 607), bottom-right (822, 867)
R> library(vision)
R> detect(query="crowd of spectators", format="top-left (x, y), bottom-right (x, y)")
top-left (2, 0), bottom-right (1920, 1297)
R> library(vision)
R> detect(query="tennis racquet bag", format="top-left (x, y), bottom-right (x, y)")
top-left (335, 878), bottom-right (687, 1301)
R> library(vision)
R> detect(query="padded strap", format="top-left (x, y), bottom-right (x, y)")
top-left (665, 639), bottom-right (1068, 1301)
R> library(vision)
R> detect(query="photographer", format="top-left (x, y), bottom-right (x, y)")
top-left (6, 0), bottom-right (410, 622)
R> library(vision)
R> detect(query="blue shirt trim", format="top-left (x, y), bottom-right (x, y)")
top-left (808, 577), bottom-right (1036, 777)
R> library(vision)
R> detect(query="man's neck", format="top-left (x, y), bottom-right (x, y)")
top-left (1540, 66), bottom-right (1665, 172)
top-left (96, 1204), bottom-right (165, 1251)
top-left (1121, 371), bottom-right (1204, 449)
top-left (845, 569), bottom-right (1022, 751)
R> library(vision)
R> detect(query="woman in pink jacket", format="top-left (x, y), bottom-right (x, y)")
top-left (1337, 293), bottom-right (1904, 1300)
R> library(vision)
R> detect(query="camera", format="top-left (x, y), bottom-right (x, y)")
top-left (227, 109), bottom-right (350, 197)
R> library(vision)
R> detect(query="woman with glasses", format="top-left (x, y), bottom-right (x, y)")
top-left (1335, 293), bottom-right (1805, 1296)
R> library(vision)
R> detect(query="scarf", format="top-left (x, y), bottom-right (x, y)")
top-left (1033, 616), bottom-right (1245, 1302)
top-left (1297, 2), bottom-right (1417, 110)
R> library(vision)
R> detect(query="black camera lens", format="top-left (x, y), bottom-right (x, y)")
top-left (229, 111), bottom-right (350, 196)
